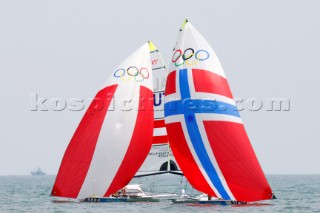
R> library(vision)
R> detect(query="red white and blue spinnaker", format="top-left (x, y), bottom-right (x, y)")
top-left (164, 20), bottom-right (273, 202)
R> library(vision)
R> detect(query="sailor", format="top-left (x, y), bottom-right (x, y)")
top-left (112, 191), bottom-right (120, 198)
top-left (181, 189), bottom-right (186, 197)
top-left (121, 187), bottom-right (127, 197)
top-left (207, 194), bottom-right (212, 201)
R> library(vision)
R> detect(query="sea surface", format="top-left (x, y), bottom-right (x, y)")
top-left (0, 175), bottom-right (319, 212)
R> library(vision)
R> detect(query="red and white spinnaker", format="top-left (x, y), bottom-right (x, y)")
top-left (51, 43), bottom-right (154, 199)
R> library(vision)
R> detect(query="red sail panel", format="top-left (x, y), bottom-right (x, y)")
top-left (166, 122), bottom-right (217, 197)
top-left (153, 119), bottom-right (168, 144)
top-left (204, 121), bottom-right (273, 201)
top-left (51, 85), bottom-right (117, 198)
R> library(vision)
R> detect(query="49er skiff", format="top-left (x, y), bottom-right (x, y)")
top-left (51, 42), bottom-right (162, 202)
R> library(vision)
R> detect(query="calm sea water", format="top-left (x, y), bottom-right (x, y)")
top-left (0, 175), bottom-right (319, 212)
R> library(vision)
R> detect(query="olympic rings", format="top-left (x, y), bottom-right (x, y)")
top-left (172, 48), bottom-right (210, 67)
top-left (174, 60), bottom-right (185, 67)
top-left (114, 69), bottom-right (125, 78)
top-left (120, 74), bottom-right (133, 82)
top-left (172, 49), bottom-right (182, 63)
top-left (185, 58), bottom-right (199, 66)
top-left (182, 48), bottom-right (194, 60)
top-left (195, 50), bottom-right (209, 61)
top-left (113, 66), bottom-right (149, 82)
top-left (127, 66), bottom-right (139, 76)
top-left (139, 67), bottom-right (149, 79)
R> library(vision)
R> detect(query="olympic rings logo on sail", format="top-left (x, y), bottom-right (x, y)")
top-left (172, 48), bottom-right (210, 67)
top-left (113, 66), bottom-right (150, 82)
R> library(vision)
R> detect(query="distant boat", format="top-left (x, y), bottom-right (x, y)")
top-left (31, 167), bottom-right (46, 176)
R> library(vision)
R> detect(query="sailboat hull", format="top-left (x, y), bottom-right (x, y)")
top-left (83, 197), bottom-right (160, 202)
top-left (83, 197), bottom-right (127, 202)
top-left (171, 199), bottom-right (247, 205)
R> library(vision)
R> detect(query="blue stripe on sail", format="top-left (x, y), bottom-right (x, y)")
top-left (165, 68), bottom-right (232, 199)
top-left (164, 100), bottom-right (240, 118)
top-left (184, 112), bottom-right (230, 199)
top-left (179, 69), bottom-right (191, 100)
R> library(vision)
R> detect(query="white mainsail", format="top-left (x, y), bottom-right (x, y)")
top-left (135, 42), bottom-right (182, 178)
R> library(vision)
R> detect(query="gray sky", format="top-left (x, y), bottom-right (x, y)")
top-left (0, 0), bottom-right (319, 175)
